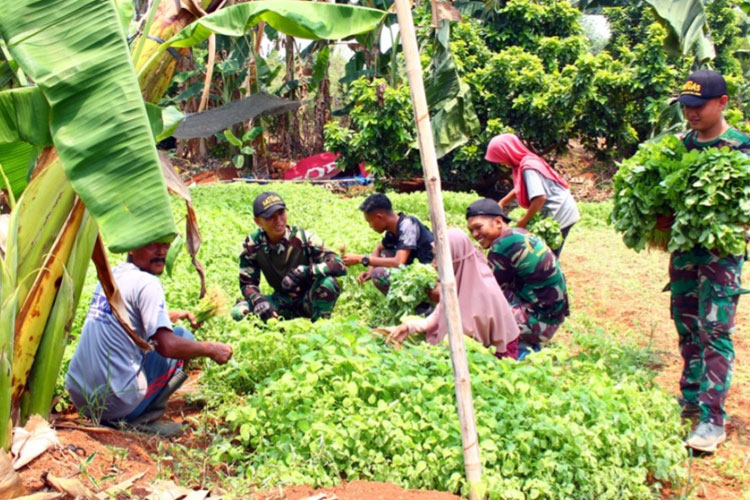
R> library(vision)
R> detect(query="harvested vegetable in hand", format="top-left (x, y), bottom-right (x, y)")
top-left (610, 135), bottom-right (687, 252)
top-left (526, 214), bottom-right (563, 250)
top-left (383, 262), bottom-right (438, 324)
top-left (669, 147), bottom-right (750, 256)
top-left (193, 286), bottom-right (229, 324)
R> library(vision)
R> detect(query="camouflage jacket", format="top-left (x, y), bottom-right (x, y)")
top-left (681, 127), bottom-right (750, 154)
top-left (239, 225), bottom-right (346, 306)
top-left (487, 228), bottom-right (569, 324)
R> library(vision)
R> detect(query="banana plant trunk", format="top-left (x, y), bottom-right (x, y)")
top-left (1, 0), bottom-right (212, 445)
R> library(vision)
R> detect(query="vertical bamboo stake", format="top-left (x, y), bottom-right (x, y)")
top-left (392, 1), bottom-right (483, 498)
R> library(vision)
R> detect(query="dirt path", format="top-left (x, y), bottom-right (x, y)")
top-left (562, 226), bottom-right (750, 499)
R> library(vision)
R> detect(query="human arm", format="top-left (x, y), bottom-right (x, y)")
top-left (152, 327), bottom-right (233, 364)
top-left (387, 311), bottom-right (438, 345)
top-left (515, 195), bottom-right (546, 229)
top-left (515, 169), bottom-right (547, 228)
top-left (281, 231), bottom-right (347, 295)
top-left (499, 190), bottom-right (516, 210)
top-left (342, 249), bottom-right (411, 269)
top-left (168, 310), bottom-right (201, 330)
top-left (487, 243), bottom-right (518, 296)
top-left (655, 212), bottom-right (675, 231)
top-left (239, 238), bottom-right (264, 305)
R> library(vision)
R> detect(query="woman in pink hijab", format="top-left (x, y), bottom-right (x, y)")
top-left (485, 133), bottom-right (579, 257)
top-left (388, 228), bottom-right (520, 360)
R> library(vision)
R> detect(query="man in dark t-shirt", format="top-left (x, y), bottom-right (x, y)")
top-left (342, 193), bottom-right (434, 294)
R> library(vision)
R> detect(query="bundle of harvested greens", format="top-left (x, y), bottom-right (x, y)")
top-left (527, 214), bottom-right (564, 250)
top-left (193, 287), bottom-right (230, 324)
top-left (612, 134), bottom-right (750, 256)
top-left (610, 135), bottom-right (687, 252)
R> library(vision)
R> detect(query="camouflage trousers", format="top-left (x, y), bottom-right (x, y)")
top-left (505, 290), bottom-right (562, 346)
top-left (231, 276), bottom-right (341, 322)
top-left (669, 246), bottom-right (747, 426)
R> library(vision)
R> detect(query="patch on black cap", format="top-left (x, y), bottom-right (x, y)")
top-left (253, 192), bottom-right (286, 218)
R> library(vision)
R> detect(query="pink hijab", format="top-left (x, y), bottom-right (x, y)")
top-left (485, 133), bottom-right (569, 209)
top-left (425, 229), bottom-right (519, 354)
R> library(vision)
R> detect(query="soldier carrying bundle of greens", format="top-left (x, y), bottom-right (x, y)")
top-left (231, 192), bottom-right (346, 322)
top-left (664, 70), bottom-right (750, 453)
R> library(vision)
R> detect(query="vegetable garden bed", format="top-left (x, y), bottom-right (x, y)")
top-left (52, 183), bottom-right (693, 499)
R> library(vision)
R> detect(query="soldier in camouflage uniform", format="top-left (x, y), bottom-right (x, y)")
top-left (666, 70), bottom-right (750, 452)
top-left (231, 192), bottom-right (346, 322)
top-left (466, 199), bottom-right (569, 360)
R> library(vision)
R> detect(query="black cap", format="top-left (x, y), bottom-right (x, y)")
top-left (253, 192), bottom-right (286, 218)
top-left (466, 199), bottom-right (512, 222)
top-left (673, 70), bottom-right (728, 107)
top-left (359, 193), bottom-right (392, 213)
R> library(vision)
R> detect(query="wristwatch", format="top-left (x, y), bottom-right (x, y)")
top-left (361, 256), bottom-right (370, 267)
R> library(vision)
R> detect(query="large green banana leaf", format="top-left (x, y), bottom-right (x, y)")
top-left (425, 21), bottom-right (479, 159)
top-left (0, 0), bottom-right (177, 253)
top-left (147, 0), bottom-right (385, 64)
top-left (0, 143), bottom-right (36, 198)
top-left (0, 87), bottom-right (51, 146)
top-left (647, 0), bottom-right (715, 60)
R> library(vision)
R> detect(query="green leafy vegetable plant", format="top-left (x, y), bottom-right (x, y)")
top-left (612, 135), bottom-right (750, 256)
top-left (195, 317), bottom-right (687, 500)
top-left (382, 262), bottom-right (438, 324)
top-left (526, 214), bottom-right (563, 250)
top-left (610, 135), bottom-right (687, 251)
top-left (668, 147), bottom-right (750, 256)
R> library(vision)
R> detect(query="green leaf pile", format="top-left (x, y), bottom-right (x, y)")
top-left (612, 135), bottom-right (750, 256)
top-left (669, 147), bottom-right (750, 256)
top-left (610, 135), bottom-right (686, 252)
top-left (382, 262), bottom-right (438, 324)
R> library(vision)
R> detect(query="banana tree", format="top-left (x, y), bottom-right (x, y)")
top-left (0, 0), bottom-right (385, 450)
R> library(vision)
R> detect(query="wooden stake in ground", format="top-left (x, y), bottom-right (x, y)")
top-left (392, 1), bottom-right (483, 498)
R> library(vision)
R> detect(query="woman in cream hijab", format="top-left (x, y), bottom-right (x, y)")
top-left (389, 228), bottom-right (520, 359)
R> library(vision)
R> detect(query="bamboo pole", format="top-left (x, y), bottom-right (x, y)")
top-left (392, 1), bottom-right (483, 498)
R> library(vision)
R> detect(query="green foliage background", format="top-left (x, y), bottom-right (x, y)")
top-left (324, 0), bottom-right (749, 190)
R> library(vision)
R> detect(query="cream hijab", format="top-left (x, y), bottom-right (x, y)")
top-left (426, 229), bottom-right (519, 353)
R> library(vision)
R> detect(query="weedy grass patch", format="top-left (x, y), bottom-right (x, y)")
top-left (60, 183), bottom-right (688, 498)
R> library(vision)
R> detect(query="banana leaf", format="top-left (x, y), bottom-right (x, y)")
top-left (647, 0), bottom-right (715, 60)
top-left (150, 0), bottom-right (385, 62)
top-left (0, 143), bottom-right (36, 198)
top-left (424, 21), bottom-right (479, 159)
top-left (0, 87), bottom-right (51, 147)
top-left (0, 0), bottom-right (177, 253)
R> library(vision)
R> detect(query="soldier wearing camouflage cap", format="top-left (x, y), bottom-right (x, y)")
top-left (466, 199), bottom-right (569, 360)
top-left (231, 192), bottom-right (346, 322)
